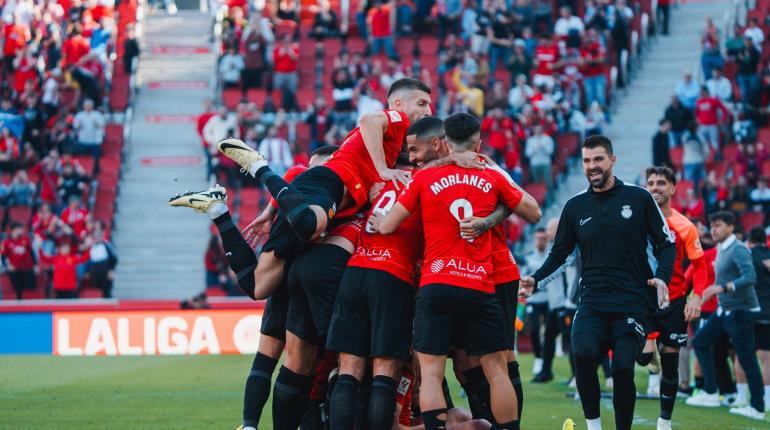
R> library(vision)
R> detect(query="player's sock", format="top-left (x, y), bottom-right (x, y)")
top-left (637, 351), bottom-right (654, 366)
top-left (659, 352), bottom-right (679, 420)
top-left (207, 201), bottom-right (228, 219)
top-left (422, 408), bottom-right (448, 430)
top-left (272, 366), bottom-right (313, 430)
top-left (329, 374), bottom-right (359, 430)
top-left (259, 169), bottom-right (319, 242)
top-left (213, 212), bottom-right (257, 298)
top-left (736, 383), bottom-right (749, 404)
top-left (694, 375), bottom-right (704, 390)
top-left (508, 361), bottom-right (524, 418)
top-left (462, 366), bottom-right (492, 420)
top-left (586, 417), bottom-right (602, 430)
top-left (243, 352), bottom-right (279, 428)
top-left (368, 375), bottom-right (398, 430)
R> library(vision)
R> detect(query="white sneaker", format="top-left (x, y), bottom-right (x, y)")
top-left (605, 377), bottom-right (614, 389)
top-left (729, 405), bottom-right (766, 421)
top-left (656, 417), bottom-right (672, 430)
top-left (722, 393), bottom-right (746, 408)
top-left (168, 184), bottom-right (227, 213)
top-left (217, 138), bottom-right (267, 175)
top-left (532, 357), bottom-right (543, 375)
top-left (567, 377), bottom-right (577, 389)
top-left (647, 373), bottom-right (661, 397)
top-left (686, 391), bottom-right (721, 407)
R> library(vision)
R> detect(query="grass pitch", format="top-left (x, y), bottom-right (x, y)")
top-left (0, 354), bottom-right (767, 429)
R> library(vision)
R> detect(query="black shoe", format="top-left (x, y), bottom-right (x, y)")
top-left (531, 371), bottom-right (554, 383)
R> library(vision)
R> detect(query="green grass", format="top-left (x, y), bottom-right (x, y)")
top-left (0, 354), bottom-right (767, 429)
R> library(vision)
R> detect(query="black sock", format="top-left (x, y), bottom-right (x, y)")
top-left (213, 212), bottom-right (257, 298)
top-left (660, 352), bottom-right (679, 420)
top-left (368, 375), bottom-right (398, 430)
top-left (695, 375), bottom-right (704, 390)
top-left (637, 351), bottom-right (654, 366)
top-left (493, 421), bottom-right (520, 430)
top-left (243, 352), bottom-right (279, 427)
top-left (462, 366), bottom-right (492, 421)
top-left (422, 408), bottom-right (448, 430)
top-left (508, 361), bottom-right (523, 419)
top-left (330, 374), bottom-right (359, 430)
top-left (272, 366), bottom-right (313, 430)
top-left (259, 169), bottom-right (318, 242)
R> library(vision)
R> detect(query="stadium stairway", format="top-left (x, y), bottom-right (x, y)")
top-left (551, 0), bottom-right (731, 210)
top-left (112, 10), bottom-right (219, 299)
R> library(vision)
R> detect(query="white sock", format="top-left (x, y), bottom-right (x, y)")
top-left (764, 385), bottom-right (770, 406)
top-left (586, 417), bottom-right (602, 430)
top-left (649, 373), bottom-right (661, 387)
top-left (247, 157), bottom-right (268, 177)
top-left (207, 202), bottom-right (228, 219)
top-left (737, 383), bottom-right (749, 403)
top-left (244, 427), bottom-right (256, 430)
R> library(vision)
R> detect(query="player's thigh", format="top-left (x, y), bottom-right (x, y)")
top-left (262, 215), bottom-right (306, 261)
top-left (368, 270), bottom-right (415, 361)
top-left (326, 267), bottom-right (371, 358)
top-left (260, 283), bottom-right (289, 342)
top-left (460, 289), bottom-right (509, 357)
top-left (756, 322), bottom-right (770, 352)
top-left (414, 284), bottom-right (454, 356)
top-left (299, 244), bottom-right (351, 337)
top-left (495, 281), bottom-right (519, 350)
top-left (285, 331), bottom-right (319, 375)
top-left (571, 306), bottom-right (611, 360)
top-left (609, 313), bottom-right (649, 357)
top-left (253, 250), bottom-right (286, 298)
top-left (286, 265), bottom-right (321, 345)
top-left (654, 297), bottom-right (688, 350)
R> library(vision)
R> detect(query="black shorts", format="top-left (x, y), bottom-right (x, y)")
top-left (414, 284), bottom-right (508, 357)
top-left (572, 304), bottom-right (649, 352)
top-left (326, 267), bottom-right (415, 360)
top-left (495, 281), bottom-right (519, 349)
top-left (286, 244), bottom-right (351, 345)
top-left (262, 166), bottom-right (345, 261)
top-left (260, 282), bottom-right (289, 341)
top-left (757, 322), bottom-right (770, 351)
top-left (648, 296), bottom-right (688, 348)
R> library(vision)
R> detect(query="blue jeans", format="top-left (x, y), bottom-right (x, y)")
top-left (684, 162), bottom-right (704, 189)
top-left (693, 310), bottom-right (765, 411)
top-left (488, 44), bottom-right (510, 74)
top-left (700, 53), bottom-right (724, 82)
top-left (737, 73), bottom-right (759, 106)
top-left (583, 74), bottom-right (607, 107)
top-left (370, 36), bottom-right (397, 59)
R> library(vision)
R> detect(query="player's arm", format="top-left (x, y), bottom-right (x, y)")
top-left (645, 192), bottom-right (677, 284)
top-left (421, 151), bottom-right (485, 170)
top-left (459, 204), bottom-right (511, 240)
top-left (683, 225), bottom-right (707, 320)
top-left (368, 202), bottom-right (410, 235)
top-left (360, 111), bottom-right (411, 188)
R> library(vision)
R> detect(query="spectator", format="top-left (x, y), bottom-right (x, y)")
top-left (700, 17), bottom-right (724, 80)
top-left (554, 6), bottom-right (584, 37)
top-left (470, 1), bottom-right (491, 55)
top-left (705, 67), bottom-right (732, 104)
top-left (750, 178), bottom-right (770, 212)
top-left (22, 96), bottom-right (46, 152)
top-left (437, 0), bottom-right (463, 48)
top-left (525, 124), bottom-right (554, 189)
top-left (507, 41), bottom-right (533, 87)
top-left (310, 0), bottom-right (339, 40)
top-left (487, 1), bottom-right (514, 74)
top-left (8, 169), bottom-right (36, 206)
top-left (481, 108), bottom-right (515, 163)
top-left (746, 227), bottom-right (770, 414)
top-left (366, 0), bottom-right (398, 60)
top-left (123, 24), bottom-right (140, 75)
top-left (665, 95), bottom-right (694, 146)
top-left (356, 84), bottom-right (384, 125)
top-left (218, 46), bottom-right (245, 89)
top-left (272, 34), bottom-right (299, 111)
top-left (330, 68), bottom-right (356, 131)
top-left (305, 96), bottom-right (330, 151)
top-left (689, 212), bottom-right (764, 420)
top-left (1, 222), bottom-right (37, 300)
top-left (205, 233), bottom-right (239, 296)
top-left (61, 24), bottom-right (90, 68)
top-left (610, 7), bottom-right (631, 87)
top-left (197, 98), bottom-right (217, 180)
top-left (203, 106), bottom-right (240, 156)
top-left (508, 74), bottom-right (534, 112)
top-left (675, 71), bottom-right (700, 110)
top-left (652, 119), bottom-right (673, 168)
top-left (484, 81), bottom-right (509, 112)
top-left (241, 20), bottom-right (267, 90)
top-left (41, 240), bottom-right (88, 299)
top-left (71, 98), bottom-right (105, 160)
top-left (744, 17), bottom-right (765, 52)
top-left (82, 220), bottom-right (118, 298)
top-left (57, 161), bottom-right (87, 203)
top-left (657, 0), bottom-right (671, 35)
top-left (736, 37), bottom-right (760, 107)
top-left (2, 15), bottom-right (31, 75)
top-left (258, 126), bottom-right (294, 177)
top-left (60, 196), bottom-right (89, 240)
top-left (41, 70), bottom-right (61, 116)
top-left (682, 121), bottom-right (709, 189)
top-left (533, 34), bottom-right (559, 90)
top-left (461, 0), bottom-right (478, 43)
top-left (580, 28), bottom-right (607, 109)
top-left (0, 127), bottom-right (20, 171)
top-left (695, 86), bottom-right (728, 150)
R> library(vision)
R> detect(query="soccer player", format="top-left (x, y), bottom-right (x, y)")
top-left (370, 113), bottom-right (527, 430)
top-left (642, 166), bottom-right (708, 430)
top-left (520, 135), bottom-right (676, 430)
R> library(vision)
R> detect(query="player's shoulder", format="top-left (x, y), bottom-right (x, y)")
top-left (562, 187), bottom-right (590, 210)
top-left (383, 109), bottom-right (408, 125)
top-left (668, 209), bottom-right (697, 233)
top-left (623, 182), bottom-right (656, 200)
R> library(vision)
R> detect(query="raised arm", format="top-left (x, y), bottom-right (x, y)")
top-left (360, 111), bottom-right (411, 188)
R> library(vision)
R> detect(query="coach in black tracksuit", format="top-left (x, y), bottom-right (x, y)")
top-left (521, 136), bottom-right (676, 430)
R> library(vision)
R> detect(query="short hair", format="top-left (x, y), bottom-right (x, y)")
top-left (709, 211), bottom-right (736, 226)
top-left (749, 225), bottom-right (767, 244)
top-left (582, 135), bottom-right (614, 155)
top-left (386, 77), bottom-right (431, 100)
top-left (534, 226), bottom-right (547, 234)
top-left (645, 166), bottom-right (677, 185)
top-left (443, 113), bottom-right (481, 149)
top-left (407, 116), bottom-right (444, 141)
top-left (9, 221), bottom-right (23, 230)
top-left (310, 145), bottom-right (338, 158)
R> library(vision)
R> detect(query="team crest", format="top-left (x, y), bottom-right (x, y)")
top-left (621, 205), bottom-right (632, 219)
top-left (328, 203), bottom-right (337, 219)
top-left (430, 259), bottom-right (445, 273)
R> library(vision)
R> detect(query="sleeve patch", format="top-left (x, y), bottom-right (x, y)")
top-left (397, 376), bottom-right (411, 396)
top-left (387, 110), bottom-right (403, 123)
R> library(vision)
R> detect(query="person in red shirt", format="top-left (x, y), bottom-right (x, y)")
top-left (642, 166), bottom-right (708, 429)
top-left (580, 29), bottom-right (607, 109)
top-left (197, 98), bottom-right (216, 180)
top-left (695, 86), bottom-right (728, 151)
top-left (61, 25), bottom-right (91, 68)
top-left (370, 113), bottom-right (526, 429)
top-left (533, 35), bottom-right (560, 90)
top-left (481, 108), bottom-right (515, 163)
top-left (366, 0), bottom-right (398, 60)
top-left (3, 17), bottom-right (31, 73)
top-left (60, 196), bottom-right (90, 240)
top-left (0, 127), bottom-right (20, 171)
top-left (1, 222), bottom-right (37, 299)
top-left (40, 240), bottom-right (88, 298)
top-left (272, 34), bottom-right (299, 107)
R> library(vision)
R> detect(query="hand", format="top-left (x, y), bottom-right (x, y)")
top-left (648, 278), bottom-right (670, 309)
top-left (367, 212), bottom-right (383, 232)
top-left (701, 285), bottom-right (724, 303)
top-left (369, 182), bottom-right (385, 203)
top-left (684, 294), bottom-right (702, 321)
top-left (450, 151), bottom-right (485, 170)
top-left (477, 153), bottom-right (499, 168)
top-left (519, 276), bottom-right (535, 297)
top-left (243, 211), bottom-right (273, 248)
top-left (459, 216), bottom-right (490, 240)
top-left (380, 168), bottom-right (411, 190)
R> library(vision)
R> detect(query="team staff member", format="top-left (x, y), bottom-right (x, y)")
top-left (747, 226), bottom-right (770, 413)
top-left (521, 135), bottom-right (676, 430)
top-left (642, 166), bottom-right (708, 430)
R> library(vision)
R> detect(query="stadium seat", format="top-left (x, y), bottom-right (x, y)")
top-left (7, 206), bottom-right (33, 226)
top-left (670, 146), bottom-right (683, 171)
top-left (759, 128), bottom-right (770, 145)
top-left (223, 88), bottom-right (243, 110)
top-left (79, 287), bottom-right (104, 298)
top-left (73, 155), bottom-right (96, 176)
top-left (741, 211), bottom-right (765, 232)
top-left (524, 183), bottom-right (548, 205)
top-left (722, 144), bottom-right (740, 163)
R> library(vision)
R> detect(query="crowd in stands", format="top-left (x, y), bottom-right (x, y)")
top-left (198, 0), bottom-right (654, 293)
top-left (0, 0), bottom-right (127, 299)
top-left (650, 8), bottom-right (770, 236)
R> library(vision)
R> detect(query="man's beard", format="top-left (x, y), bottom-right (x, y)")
top-left (586, 168), bottom-right (610, 188)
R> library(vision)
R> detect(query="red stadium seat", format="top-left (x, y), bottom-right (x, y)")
top-left (741, 211), bottom-right (765, 232)
top-left (73, 155), bottom-right (96, 176)
top-left (222, 88), bottom-right (243, 110)
top-left (7, 206), bottom-right (33, 226)
top-left (722, 144), bottom-right (740, 163)
top-left (524, 183), bottom-right (548, 205)
top-left (79, 287), bottom-right (104, 298)
top-left (206, 286), bottom-right (227, 297)
top-left (762, 159), bottom-right (770, 178)
top-left (759, 128), bottom-right (770, 145)
top-left (670, 146), bottom-right (683, 171)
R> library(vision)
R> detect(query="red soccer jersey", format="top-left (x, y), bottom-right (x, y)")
top-left (326, 216), bottom-right (365, 248)
top-left (324, 109), bottom-right (410, 211)
top-left (1, 235), bottom-right (35, 270)
top-left (534, 43), bottom-right (559, 76)
top-left (398, 165), bottom-right (524, 293)
top-left (492, 226), bottom-right (521, 284)
top-left (348, 181), bottom-right (423, 285)
top-left (60, 207), bottom-right (89, 238)
top-left (666, 209), bottom-right (704, 300)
